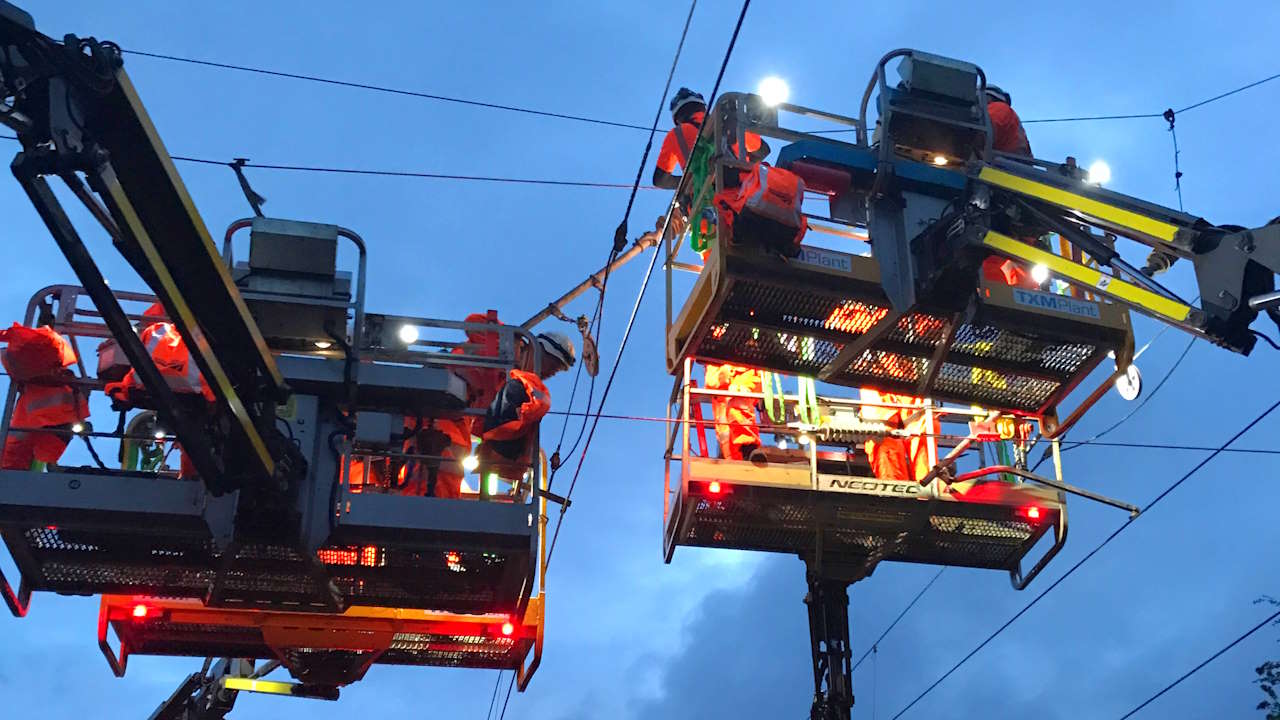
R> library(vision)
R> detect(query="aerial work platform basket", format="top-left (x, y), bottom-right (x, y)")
top-left (99, 597), bottom-right (542, 688)
top-left (0, 271), bottom-right (545, 619)
top-left (662, 358), bottom-right (1140, 589)
top-left (97, 500), bottom-right (547, 690)
top-left (663, 90), bottom-right (1136, 426)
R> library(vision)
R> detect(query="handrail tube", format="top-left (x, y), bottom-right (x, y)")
top-left (952, 465), bottom-right (1139, 516)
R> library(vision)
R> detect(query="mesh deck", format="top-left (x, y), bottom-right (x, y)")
top-left (671, 246), bottom-right (1131, 414)
top-left (668, 481), bottom-right (1056, 570)
top-left (7, 527), bottom-right (529, 614)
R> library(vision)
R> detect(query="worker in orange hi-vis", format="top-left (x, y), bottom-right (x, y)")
top-left (477, 332), bottom-right (576, 481)
top-left (653, 89), bottom-right (769, 462)
top-left (980, 84), bottom-right (1042, 290)
top-left (0, 323), bottom-right (89, 470)
top-left (401, 311), bottom-right (506, 499)
top-left (856, 347), bottom-right (939, 483)
top-left (653, 88), bottom-right (770, 193)
top-left (703, 362), bottom-right (762, 461)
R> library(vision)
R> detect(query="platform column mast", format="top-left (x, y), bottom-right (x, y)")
top-left (803, 540), bottom-right (870, 720)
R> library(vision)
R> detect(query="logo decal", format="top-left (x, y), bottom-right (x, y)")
top-left (795, 247), bottom-right (853, 273)
top-left (1012, 288), bottom-right (1101, 320)
top-left (823, 476), bottom-right (924, 497)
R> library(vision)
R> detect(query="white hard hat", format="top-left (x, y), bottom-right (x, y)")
top-left (537, 332), bottom-right (576, 369)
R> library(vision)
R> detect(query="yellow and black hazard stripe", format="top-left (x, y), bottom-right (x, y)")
top-left (978, 166), bottom-right (1183, 247)
top-left (981, 231), bottom-right (1195, 326)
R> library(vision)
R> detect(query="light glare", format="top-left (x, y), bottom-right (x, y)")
top-left (1087, 160), bottom-right (1111, 185)
top-left (757, 76), bottom-right (790, 107)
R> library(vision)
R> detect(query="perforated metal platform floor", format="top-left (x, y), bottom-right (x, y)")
top-left (0, 471), bottom-right (535, 614)
top-left (669, 243), bottom-right (1134, 414)
top-left (665, 457), bottom-right (1062, 574)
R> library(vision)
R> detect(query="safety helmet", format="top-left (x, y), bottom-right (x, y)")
top-left (984, 85), bottom-right (1012, 106)
top-left (669, 87), bottom-right (706, 121)
top-left (536, 332), bottom-right (576, 370)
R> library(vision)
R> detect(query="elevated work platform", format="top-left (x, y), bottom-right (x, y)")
top-left (0, 471), bottom-right (536, 614)
top-left (657, 359), bottom-right (1126, 590)
top-left (662, 92), bottom-right (1136, 421)
top-left (99, 595), bottom-right (543, 689)
top-left (665, 454), bottom-right (1063, 585)
top-left (668, 239), bottom-right (1133, 415)
top-left (0, 285), bottom-right (544, 619)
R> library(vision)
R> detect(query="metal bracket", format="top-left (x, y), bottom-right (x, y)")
top-left (0, 556), bottom-right (29, 617)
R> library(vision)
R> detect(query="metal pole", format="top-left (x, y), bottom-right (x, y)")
top-left (521, 233), bottom-right (660, 330)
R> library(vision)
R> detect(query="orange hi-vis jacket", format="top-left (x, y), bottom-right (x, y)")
top-left (987, 100), bottom-right (1032, 156)
top-left (105, 305), bottom-right (214, 405)
top-left (398, 311), bottom-right (506, 498)
top-left (703, 362), bottom-right (762, 461)
top-left (656, 110), bottom-right (763, 176)
top-left (982, 101), bottom-right (1038, 288)
top-left (858, 351), bottom-right (938, 483)
top-left (0, 323), bottom-right (89, 469)
top-left (483, 369), bottom-right (551, 442)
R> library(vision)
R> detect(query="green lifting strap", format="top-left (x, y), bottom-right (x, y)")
top-left (688, 142), bottom-right (716, 254)
top-left (994, 441), bottom-right (1016, 484)
top-left (796, 376), bottom-right (820, 426)
top-left (763, 371), bottom-right (786, 424)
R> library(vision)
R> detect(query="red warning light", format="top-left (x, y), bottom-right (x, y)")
top-left (131, 603), bottom-right (149, 619)
top-left (1019, 505), bottom-right (1043, 521)
top-left (445, 551), bottom-right (462, 565)
top-left (708, 481), bottom-right (722, 494)
top-left (360, 545), bottom-right (378, 567)
top-left (318, 548), bottom-right (358, 565)
top-left (501, 621), bottom-right (515, 636)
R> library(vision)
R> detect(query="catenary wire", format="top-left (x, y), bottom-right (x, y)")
top-left (889, 396), bottom-right (1280, 719)
top-left (1115, 607), bottom-right (1280, 719)
top-left (545, 0), bottom-right (700, 490)
top-left (544, 0), bottom-right (753, 568)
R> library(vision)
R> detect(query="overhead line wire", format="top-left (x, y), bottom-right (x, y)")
top-left (544, 0), bottom-right (753, 568)
top-left (123, 49), bottom-right (655, 132)
top-left (889, 396), bottom-right (1280, 719)
top-left (544, 0), bottom-right (699, 490)
top-left (851, 567), bottom-right (946, 673)
top-left (1116, 606), bottom-right (1280, 719)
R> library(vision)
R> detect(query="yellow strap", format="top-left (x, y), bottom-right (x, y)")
top-left (982, 231), bottom-right (1192, 323)
top-left (978, 166), bottom-right (1180, 244)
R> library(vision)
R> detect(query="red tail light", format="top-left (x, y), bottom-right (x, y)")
top-left (131, 603), bottom-right (149, 619)
top-left (1019, 505), bottom-right (1043, 521)
top-left (360, 545), bottom-right (378, 567)
top-left (708, 481), bottom-right (722, 494)
top-left (501, 621), bottom-right (515, 636)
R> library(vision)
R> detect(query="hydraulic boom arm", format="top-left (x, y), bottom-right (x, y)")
top-left (0, 2), bottom-right (296, 493)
